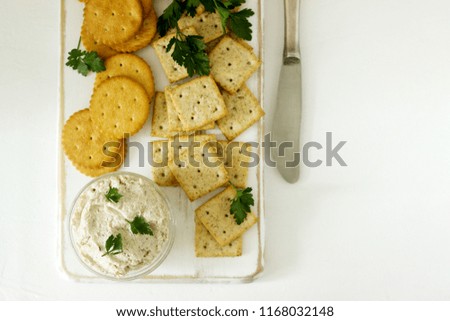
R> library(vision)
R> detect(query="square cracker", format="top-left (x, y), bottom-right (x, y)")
top-left (206, 33), bottom-right (253, 54)
top-left (167, 134), bottom-right (216, 161)
top-left (165, 87), bottom-right (214, 133)
top-left (169, 76), bottom-right (227, 131)
top-left (165, 88), bottom-right (185, 132)
top-left (151, 5), bottom-right (206, 41)
top-left (168, 134), bottom-right (229, 201)
top-left (217, 141), bottom-right (251, 189)
top-left (152, 26), bottom-right (198, 83)
top-left (178, 11), bottom-right (225, 43)
top-left (151, 140), bottom-right (178, 186)
top-left (217, 85), bottom-right (265, 141)
top-left (205, 35), bottom-right (224, 53)
top-left (195, 217), bottom-right (242, 257)
top-left (196, 185), bottom-right (257, 246)
top-left (209, 36), bottom-right (261, 93)
top-left (151, 92), bottom-right (174, 138)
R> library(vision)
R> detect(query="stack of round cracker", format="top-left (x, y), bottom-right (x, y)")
top-left (81, 0), bottom-right (157, 58)
top-left (63, 53), bottom-right (154, 177)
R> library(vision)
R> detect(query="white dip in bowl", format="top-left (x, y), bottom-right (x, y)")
top-left (70, 172), bottom-right (174, 280)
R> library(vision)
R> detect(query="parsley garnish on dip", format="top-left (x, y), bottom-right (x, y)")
top-left (70, 173), bottom-right (172, 279)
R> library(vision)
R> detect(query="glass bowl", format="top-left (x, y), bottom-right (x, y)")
top-left (68, 172), bottom-right (175, 281)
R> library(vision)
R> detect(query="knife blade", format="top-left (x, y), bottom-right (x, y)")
top-left (271, 0), bottom-right (302, 184)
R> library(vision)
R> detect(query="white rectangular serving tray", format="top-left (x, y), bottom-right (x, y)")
top-left (58, 0), bottom-right (265, 283)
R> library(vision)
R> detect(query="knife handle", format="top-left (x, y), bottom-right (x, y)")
top-left (284, 0), bottom-right (301, 64)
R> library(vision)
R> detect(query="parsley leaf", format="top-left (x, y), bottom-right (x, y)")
top-left (126, 216), bottom-right (154, 236)
top-left (228, 9), bottom-right (254, 41)
top-left (199, 0), bottom-right (216, 12)
top-left (167, 33), bottom-right (210, 77)
top-left (157, 0), bottom-right (184, 37)
top-left (102, 234), bottom-right (123, 257)
top-left (223, 0), bottom-right (246, 10)
top-left (105, 187), bottom-right (123, 203)
top-left (186, 0), bottom-right (201, 17)
top-left (83, 51), bottom-right (106, 73)
top-left (230, 186), bottom-right (254, 225)
top-left (65, 38), bottom-right (105, 76)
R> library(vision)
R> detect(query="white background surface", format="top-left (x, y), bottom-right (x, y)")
top-left (1, 0), bottom-right (450, 300)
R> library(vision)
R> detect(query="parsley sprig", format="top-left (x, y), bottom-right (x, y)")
top-left (157, 0), bottom-right (254, 76)
top-left (100, 216), bottom-right (153, 258)
top-left (126, 216), bottom-right (154, 236)
top-left (66, 38), bottom-right (106, 76)
top-left (226, 8), bottom-right (254, 40)
top-left (102, 234), bottom-right (123, 257)
top-left (157, 0), bottom-right (184, 37)
top-left (168, 31), bottom-right (210, 77)
top-left (105, 187), bottom-right (123, 203)
top-left (230, 184), bottom-right (254, 225)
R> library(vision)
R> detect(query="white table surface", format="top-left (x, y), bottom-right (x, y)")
top-left (2, 0), bottom-right (450, 300)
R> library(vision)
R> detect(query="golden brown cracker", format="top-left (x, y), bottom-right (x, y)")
top-left (75, 139), bottom-right (127, 177)
top-left (110, 7), bottom-right (157, 53)
top-left (83, 0), bottom-right (143, 46)
top-left (62, 109), bottom-right (124, 170)
top-left (81, 23), bottom-right (119, 59)
top-left (140, 0), bottom-right (152, 17)
top-left (90, 76), bottom-right (150, 139)
top-left (75, 164), bottom-right (118, 177)
top-left (94, 54), bottom-right (155, 101)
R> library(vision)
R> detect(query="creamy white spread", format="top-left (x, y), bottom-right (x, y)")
top-left (71, 174), bottom-right (170, 278)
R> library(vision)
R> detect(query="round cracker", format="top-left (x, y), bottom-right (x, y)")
top-left (75, 140), bottom-right (127, 177)
top-left (90, 77), bottom-right (150, 139)
top-left (110, 7), bottom-right (157, 53)
top-left (76, 164), bottom-right (117, 177)
top-left (140, 0), bottom-right (152, 17)
top-left (62, 109), bottom-right (125, 170)
top-left (94, 54), bottom-right (155, 101)
top-left (83, 0), bottom-right (143, 46)
top-left (81, 21), bottom-right (119, 59)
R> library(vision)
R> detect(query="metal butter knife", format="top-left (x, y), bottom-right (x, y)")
top-left (271, 0), bottom-right (302, 184)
